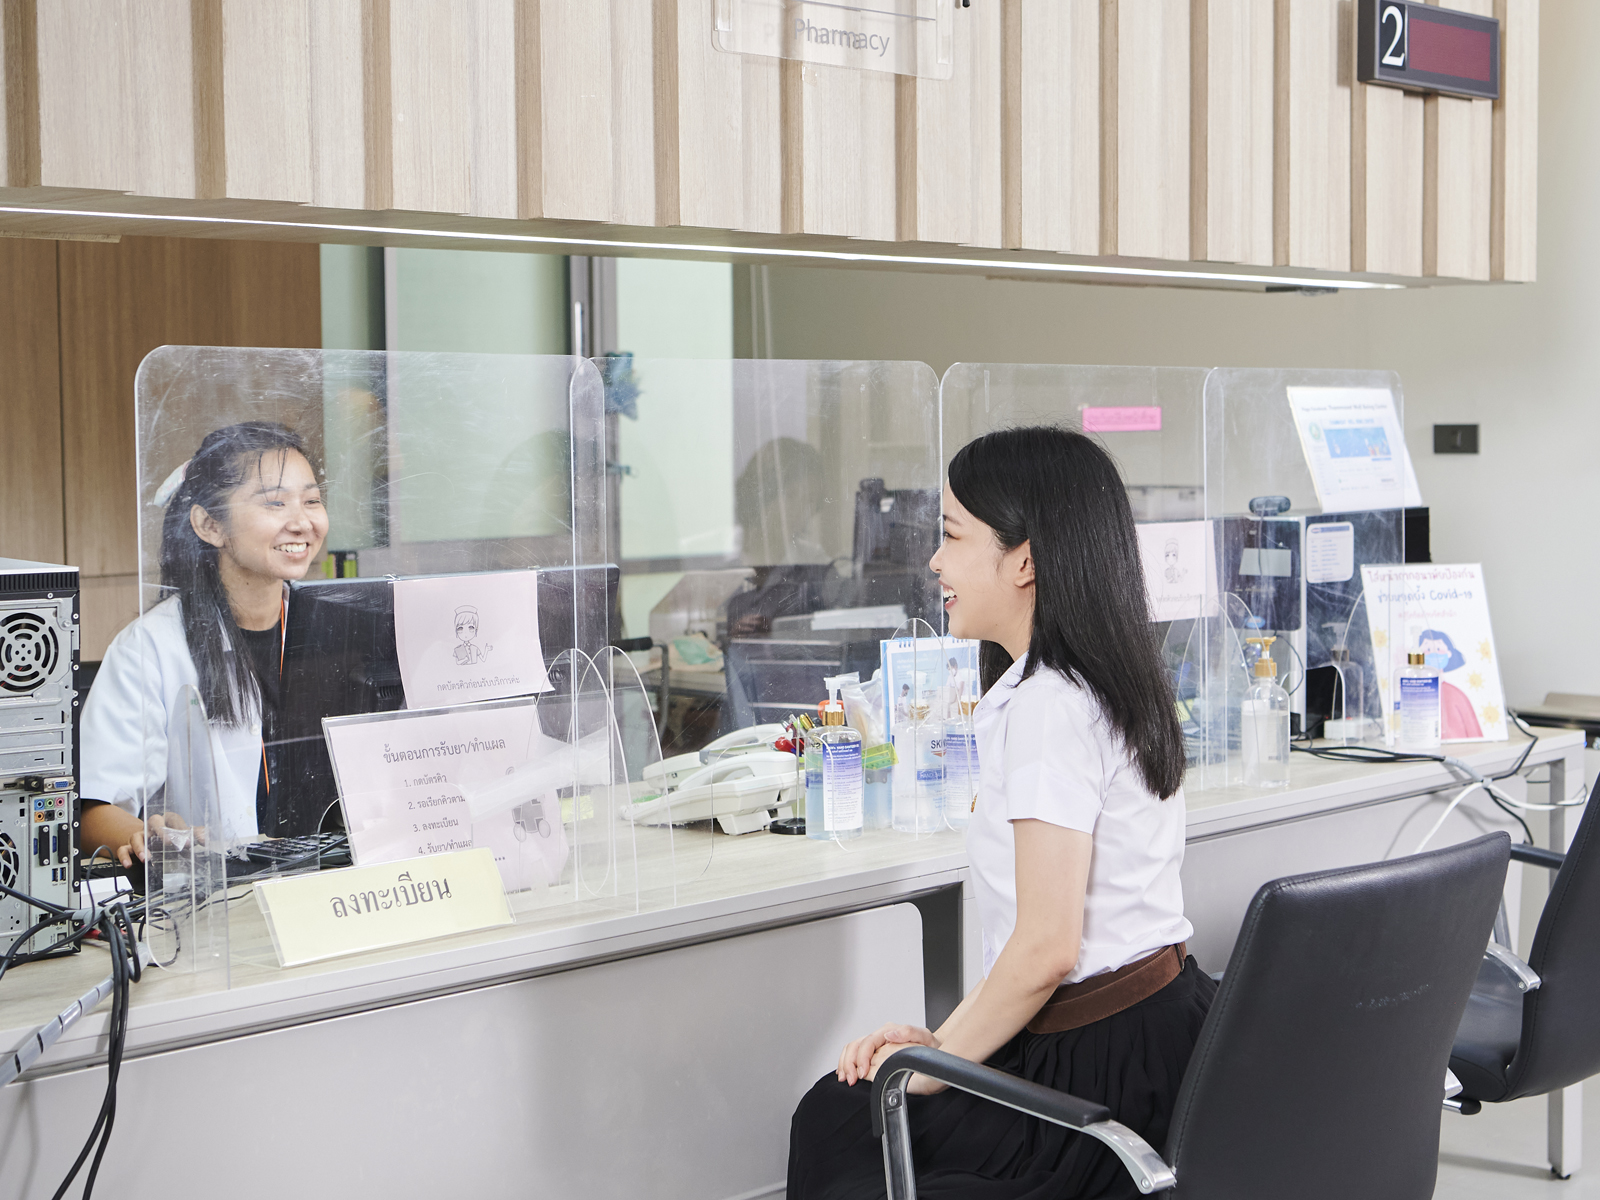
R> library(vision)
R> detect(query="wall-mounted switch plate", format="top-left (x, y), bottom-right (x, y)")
top-left (1433, 425), bottom-right (1479, 454)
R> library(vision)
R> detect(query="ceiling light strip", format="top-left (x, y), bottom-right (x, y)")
top-left (0, 204), bottom-right (1406, 291)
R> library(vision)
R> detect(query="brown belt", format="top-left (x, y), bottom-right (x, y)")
top-left (1026, 943), bottom-right (1187, 1034)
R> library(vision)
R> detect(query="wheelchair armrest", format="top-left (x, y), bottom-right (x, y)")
top-left (870, 1045), bottom-right (1176, 1195)
top-left (1484, 941), bottom-right (1541, 992)
top-left (1509, 843), bottom-right (1565, 871)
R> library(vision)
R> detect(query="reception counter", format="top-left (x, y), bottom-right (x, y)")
top-left (0, 730), bottom-right (1584, 1199)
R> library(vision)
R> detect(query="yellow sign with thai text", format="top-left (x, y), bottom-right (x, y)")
top-left (253, 848), bottom-right (513, 968)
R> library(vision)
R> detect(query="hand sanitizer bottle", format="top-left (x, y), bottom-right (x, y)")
top-left (1241, 635), bottom-right (1290, 788)
top-left (894, 701), bottom-right (943, 833)
top-left (1399, 651), bottom-right (1442, 750)
top-left (941, 700), bottom-right (979, 831)
top-left (809, 681), bottom-right (863, 841)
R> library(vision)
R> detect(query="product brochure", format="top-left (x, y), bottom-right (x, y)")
top-left (880, 636), bottom-right (981, 749)
top-left (1359, 563), bottom-right (1507, 743)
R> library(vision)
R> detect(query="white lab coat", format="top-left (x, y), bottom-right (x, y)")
top-left (80, 595), bottom-right (263, 841)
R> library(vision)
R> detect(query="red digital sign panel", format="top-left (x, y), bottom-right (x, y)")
top-left (1357, 1), bottom-right (1500, 101)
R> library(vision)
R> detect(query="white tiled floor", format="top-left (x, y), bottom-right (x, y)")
top-left (1436, 1081), bottom-right (1600, 1199)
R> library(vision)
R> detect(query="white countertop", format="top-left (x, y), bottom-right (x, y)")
top-left (1, 729), bottom-right (1580, 1080)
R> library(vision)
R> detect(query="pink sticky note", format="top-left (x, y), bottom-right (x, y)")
top-left (1081, 405), bottom-right (1162, 433)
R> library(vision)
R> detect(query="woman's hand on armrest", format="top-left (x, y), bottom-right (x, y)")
top-left (838, 1023), bottom-right (939, 1086)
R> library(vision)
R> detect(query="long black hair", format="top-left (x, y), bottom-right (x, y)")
top-left (158, 422), bottom-right (320, 728)
top-left (948, 425), bottom-right (1185, 799)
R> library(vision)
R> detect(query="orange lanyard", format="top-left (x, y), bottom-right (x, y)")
top-left (260, 592), bottom-right (288, 795)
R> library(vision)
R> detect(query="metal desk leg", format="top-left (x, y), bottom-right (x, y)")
top-left (1546, 755), bottom-right (1583, 1179)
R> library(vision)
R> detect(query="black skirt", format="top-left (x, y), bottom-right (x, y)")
top-left (787, 958), bottom-right (1216, 1200)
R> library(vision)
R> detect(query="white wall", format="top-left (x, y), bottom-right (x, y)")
top-left (750, 0), bottom-right (1596, 709)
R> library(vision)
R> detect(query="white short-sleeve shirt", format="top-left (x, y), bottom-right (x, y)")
top-left (965, 654), bottom-right (1192, 984)
top-left (80, 596), bottom-right (265, 841)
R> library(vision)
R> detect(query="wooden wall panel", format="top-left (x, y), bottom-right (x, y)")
top-left (533, 0), bottom-right (613, 223)
top-left (1424, 0), bottom-right (1493, 280)
top-left (57, 237), bottom-right (321, 654)
top-left (1003, 0), bottom-right (1098, 255)
top-left (1351, 63), bottom-right (1424, 275)
top-left (308, 0), bottom-right (368, 210)
top-left (385, 0), bottom-right (516, 219)
top-left (1192, 0), bottom-right (1274, 265)
top-left (0, 238), bottom-right (63, 565)
top-left (2, 0), bottom-right (42, 188)
top-left (897, 1), bottom-right (1001, 247)
top-left (1110, 0), bottom-right (1190, 260)
top-left (1492, 0), bottom-right (1537, 281)
top-left (1274, 0), bottom-right (1350, 271)
top-left (783, 62), bottom-right (896, 240)
top-left (221, 0), bottom-right (313, 204)
top-left (36, 0), bottom-right (197, 197)
top-left (608, 0), bottom-right (656, 228)
top-left (655, 0), bottom-right (781, 234)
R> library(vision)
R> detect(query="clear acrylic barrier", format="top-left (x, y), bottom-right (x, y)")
top-left (131, 347), bottom-right (615, 972)
top-left (940, 364), bottom-right (1410, 795)
top-left (1204, 369), bottom-right (1408, 754)
top-left (145, 685), bottom-right (229, 985)
top-left (606, 357), bottom-right (943, 842)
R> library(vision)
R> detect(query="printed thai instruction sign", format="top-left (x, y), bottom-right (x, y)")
top-left (1135, 521), bottom-right (1219, 623)
top-left (1287, 387), bottom-right (1423, 513)
top-left (1360, 563), bottom-right (1507, 743)
top-left (393, 570), bottom-right (551, 708)
top-left (323, 697), bottom-right (571, 892)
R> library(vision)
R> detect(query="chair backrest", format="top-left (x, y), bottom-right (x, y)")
top-left (1505, 777), bottom-right (1600, 1099)
top-left (1163, 833), bottom-right (1510, 1200)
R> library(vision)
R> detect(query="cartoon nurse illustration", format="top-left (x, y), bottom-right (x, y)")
top-left (453, 605), bottom-right (487, 666)
top-left (1417, 627), bottom-right (1483, 740)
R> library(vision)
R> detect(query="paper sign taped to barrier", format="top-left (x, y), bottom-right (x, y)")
top-left (393, 570), bottom-right (551, 708)
top-left (1136, 521), bottom-right (1219, 623)
top-left (1081, 405), bottom-right (1162, 433)
top-left (253, 848), bottom-right (512, 967)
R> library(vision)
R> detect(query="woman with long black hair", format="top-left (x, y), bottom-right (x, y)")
top-left (788, 426), bottom-right (1214, 1199)
top-left (79, 422), bottom-right (328, 866)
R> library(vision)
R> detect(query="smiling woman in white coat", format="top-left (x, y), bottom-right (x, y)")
top-left (78, 422), bottom-right (329, 867)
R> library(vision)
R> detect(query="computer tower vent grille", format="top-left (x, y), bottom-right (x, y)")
top-left (0, 611), bottom-right (61, 693)
top-left (0, 831), bottom-right (17, 889)
top-left (0, 571), bottom-right (77, 594)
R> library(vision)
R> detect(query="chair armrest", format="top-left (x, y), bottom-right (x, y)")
top-left (1509, 843), bottom-right (1565, 871)
top-left (870, 1045), bottom-right (1176, 1195)
top-left (1485, 941), bottom-right (1541, 992)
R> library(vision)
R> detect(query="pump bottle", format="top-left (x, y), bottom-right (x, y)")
top-left (1399, 651), bottom-right (1442, 750)
top-left (807, 681), bottom-right (863, 841)
top-left (1241, 635), bottom-right (1290, 788)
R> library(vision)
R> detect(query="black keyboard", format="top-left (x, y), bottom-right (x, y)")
top-left (242, 832), bottom-right (352, 869)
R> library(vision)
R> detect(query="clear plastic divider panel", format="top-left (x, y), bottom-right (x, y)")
top-left (606, 357), bottom-right (941, 848)
top-left (131, 348), bottom-right (609, 969)
top-left (939, 365), bottom-right (1228, 787)
top-left (144, 685), bottom-right (229, 983)
top-left (1203, 369), bottom-right (1409, 763)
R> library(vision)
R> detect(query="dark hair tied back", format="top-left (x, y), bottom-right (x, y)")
top-left (948, 425), bottom-right (1185, 799)
top-left (158, 422), bottom-right (317, 728)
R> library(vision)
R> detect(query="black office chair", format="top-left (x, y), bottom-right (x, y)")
top-left (873, 833), bottom-right (1511, 1199)
top-left (1449, 776), bottom-right (1600, 1136)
